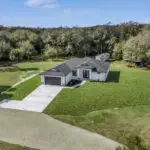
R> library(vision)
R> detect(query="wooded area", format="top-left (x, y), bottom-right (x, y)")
top-left (0, 22), bottom-right (149, 63)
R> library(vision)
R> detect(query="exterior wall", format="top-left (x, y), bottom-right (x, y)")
top-left (41, 66), bottom-right (110, 86)
top-left (79, 69), bottom-right (92, 80)
top-left (71, 68), bottom-right (92, 81)
top-left (71, 69), bottom-right (80, 80)
top-left (65, 73), bottom-right (72, 85)
top-left (105, 67), bottom-right (110, 80)
top-left (91, 68), bottom-right (110, 82)
top-left (41, 75), bottom-right (45, 84)
top-left (91, 72), bottom-right (106, 81)
top-left (61, 73), bottom-right (72, 86)
top-left (61, 76), bottom-right (66, 86)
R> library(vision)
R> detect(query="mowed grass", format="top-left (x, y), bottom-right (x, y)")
top-left (0, 60), bottom-right (61, 86)
top-left (0, 59), bottom-right (62, 101)
top-left (3, 75), bottom-right (41, 100)
top-left (0, 141), bottom-right (38, 150)
top-left (44, 62), bottom-right (150, 146)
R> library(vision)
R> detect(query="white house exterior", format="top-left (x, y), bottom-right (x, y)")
top-left (41, 57), bottom-right (110, 86)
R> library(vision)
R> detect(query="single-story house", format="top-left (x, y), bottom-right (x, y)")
top-left (41, 57), bottom-right (110, 86)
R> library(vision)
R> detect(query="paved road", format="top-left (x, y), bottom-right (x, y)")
top-left (0, 85), bottom-right (63, 112)
top-left (0, 108), bottom-right (121, 150)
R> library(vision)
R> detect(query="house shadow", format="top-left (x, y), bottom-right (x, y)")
top-left (106, 71), bottom-right (120, 83)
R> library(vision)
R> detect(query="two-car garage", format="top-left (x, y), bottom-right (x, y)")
top-left (41, 62), bottom-right (72, 86)
top-left (44, 77), bottom-right (61, 85)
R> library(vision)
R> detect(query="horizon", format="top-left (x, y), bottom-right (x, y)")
top-left (0, 0), bottom-right (150, 27)
top-left (0, 21), bottom-right (148, 29)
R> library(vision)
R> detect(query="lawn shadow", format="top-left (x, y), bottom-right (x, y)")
top-left (0, 66), bottom-right (39, 72)
top-left (106, 71), bottom-right (120, 83)
top-left (19, 68), bottom-right (39, 71)
top-left (0, 86), bottom-right (12, 101)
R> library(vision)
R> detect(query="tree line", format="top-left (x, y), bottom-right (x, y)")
top-left (0, 22), bottom-right (149, 62)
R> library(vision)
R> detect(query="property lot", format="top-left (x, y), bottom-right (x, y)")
top-left (44, 62), bottom-right (150, 147)
top-left (1, 60), bottom-right (150, 148)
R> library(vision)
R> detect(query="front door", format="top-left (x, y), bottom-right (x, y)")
top-left (83, 70), bottom-right (90, 79)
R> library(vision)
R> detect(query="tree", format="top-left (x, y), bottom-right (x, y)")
top-left (18, 41), bottom-right (37, 60)
top-left (146, 50), bottom-right (150, 60)
top-left (0, 23), bottom-right (146, 61)
top-left (43, 45), bottom-right (59, 59)
top-left (0, 40), bottom-right (11, 60)
top-left (122, 29), bottom-right (150, 62)
top-left (9, 48), bottom-right (25, 61)
top-left (66, 43), bottom-right (74, 56)
top-left (41, 30), bottom-right (52, 45)
top-left (92, 29), bottom-right (113, 54)
top-left (12, 29), bottom-right (28, 43)
top-left (113, 42), bottom-right (125, 60)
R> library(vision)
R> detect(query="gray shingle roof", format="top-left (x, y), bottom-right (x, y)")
top-left (76, 59), bottom-right (110, 73)
top-left (42, 57), bottom-right (110, 77)
top-left (95, 61), bottom-right (110, 73)
top-left (42, 63), bottom-right (72, 76)
top-left (65, 57), bottom-right (91, 68)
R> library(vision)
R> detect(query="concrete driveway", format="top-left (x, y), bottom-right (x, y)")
top-left (0, 85), bottom-right (63, 112)
top-left (0, 108), bottom-right (121, 150)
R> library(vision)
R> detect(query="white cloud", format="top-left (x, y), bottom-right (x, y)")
top-left (25, 0), bottom-right (59, 8)
top-left (64, 8), bottom-right (71, 13)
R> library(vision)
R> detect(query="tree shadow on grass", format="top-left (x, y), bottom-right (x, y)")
top-left (0, 86), bottom-right (10, 93)
top-left (19, 68), bottom-right (39, 71)
top-left (106, 71), bottom-right (120, 83)
top-left (0, 66), bottom-right (39, 72)
top-left (0, 86), bottom-right (12, 101)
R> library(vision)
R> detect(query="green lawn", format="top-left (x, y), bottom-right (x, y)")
top-left (0, 59), bottom-right (62, 101)
top-left (44, 62), bottom-right (150, 147)
top-left (0, 141), bottom-right (38, 150)
top-left (0, 60), bottom-right (61, 86)
top-left (3, 75), bottom-right (41, 100)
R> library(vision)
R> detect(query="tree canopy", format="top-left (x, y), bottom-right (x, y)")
top-left (0, 22), bottom-right (148, 62)
top-left (113, 28), bottom-right (150, 62)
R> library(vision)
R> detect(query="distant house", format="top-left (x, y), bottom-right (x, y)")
top-left (41, 57), bottom-right (110, 86)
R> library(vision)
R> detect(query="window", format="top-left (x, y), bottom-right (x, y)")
top-left (83, 70), bottom-right (90, 79)
top-left (72, 70), bottom-right (77, 76)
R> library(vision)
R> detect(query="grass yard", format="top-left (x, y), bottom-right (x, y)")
top-left (44, 62), bottom-right (150, 147)
top-left (3, 75), bottom-right (41, 100)
top-left (0, 59), bottom-right (62, 101)
top-left (0, 141), bottom-right (38, 150)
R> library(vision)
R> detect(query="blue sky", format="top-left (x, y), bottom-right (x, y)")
top-left (0, 0), bottom-right (150, 27)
